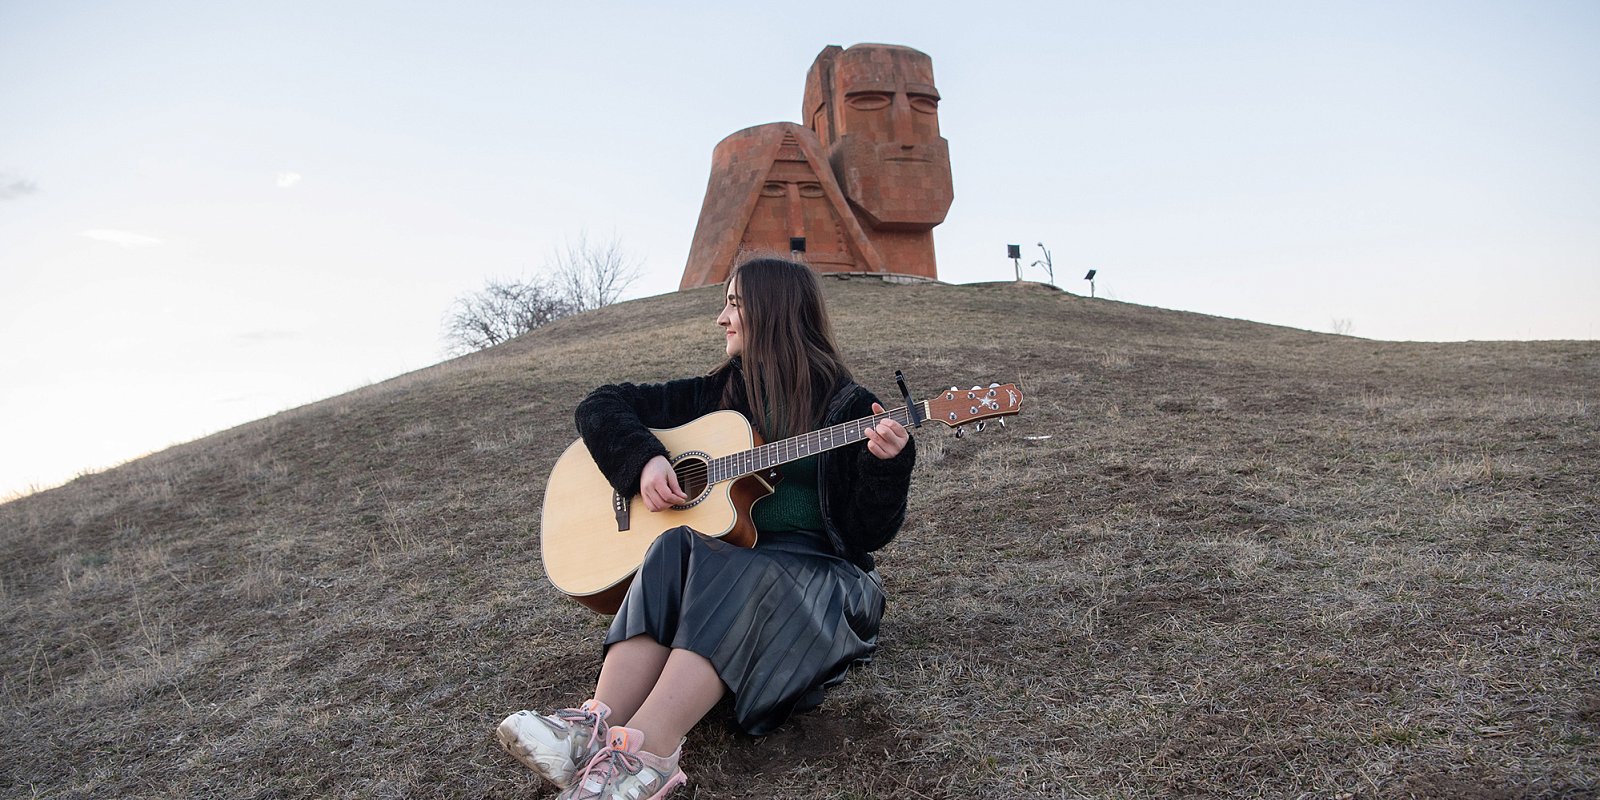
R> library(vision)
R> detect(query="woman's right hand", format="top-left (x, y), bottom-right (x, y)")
top-left (640, 455), bottom-right (688, 512)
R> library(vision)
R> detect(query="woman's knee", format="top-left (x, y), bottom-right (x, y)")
top-left (638, 525), bottom-right (698, 571)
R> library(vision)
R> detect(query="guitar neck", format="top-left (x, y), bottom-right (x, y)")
top-left (708, 402), bottom-right (926, 482)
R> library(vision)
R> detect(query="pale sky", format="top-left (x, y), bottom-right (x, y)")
top-left (3, 1), bottom-right (1597, 499)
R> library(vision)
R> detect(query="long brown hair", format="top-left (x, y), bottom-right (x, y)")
top-left (719, 258), bottom-right (853, 440)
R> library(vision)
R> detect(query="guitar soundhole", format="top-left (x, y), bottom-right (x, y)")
top-left (671, 453), bottom-right (711, 508)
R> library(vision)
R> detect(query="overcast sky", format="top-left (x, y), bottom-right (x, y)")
top-left (3, 1), bottom-right (1597, 499)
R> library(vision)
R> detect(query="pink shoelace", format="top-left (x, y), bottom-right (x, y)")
top-left (554, 702), bottom-right (608, 754)
top-left (570, 744), bottom-right (648, 796)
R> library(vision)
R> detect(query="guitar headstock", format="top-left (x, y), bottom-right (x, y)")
top-left (924, 383), bottom-right (1023, 430)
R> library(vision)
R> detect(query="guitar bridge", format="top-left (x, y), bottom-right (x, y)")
top-left (612, 491), bottom-right (631, 532)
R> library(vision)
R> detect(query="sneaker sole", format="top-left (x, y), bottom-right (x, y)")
top-left (649, 772), bottom-right (687, 799)
top-left (495, 716), bottom-right (575, 789)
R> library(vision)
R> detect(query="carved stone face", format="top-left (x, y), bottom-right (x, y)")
top-left (807, 44), bottom-right (954, 230)
top-left (679, 122), bottom-right (882, 289)
top-left (741, 135), bottom-right (857, 270)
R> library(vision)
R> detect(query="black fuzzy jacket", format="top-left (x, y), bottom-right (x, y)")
top-left (574, 363), bottom-right (915, 571)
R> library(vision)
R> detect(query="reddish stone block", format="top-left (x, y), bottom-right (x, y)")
top-left (681, 43), bottom-right (952, 288)
top-left (804, 44), bottom-right (954, 232)
top-left (679, 123), bottom-right (882, 290)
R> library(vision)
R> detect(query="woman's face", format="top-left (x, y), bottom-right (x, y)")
top-left (717, 277), bottom-right (744, 357)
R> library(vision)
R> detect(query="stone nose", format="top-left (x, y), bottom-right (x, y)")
top-left (893, 92), bottom-right (914, 143)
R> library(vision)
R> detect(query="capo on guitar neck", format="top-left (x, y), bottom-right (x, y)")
top-left (895, 370), bottom-right (924, 428)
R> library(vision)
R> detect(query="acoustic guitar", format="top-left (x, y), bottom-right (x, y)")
top-left (540, 383), bottom-right (1023, 613)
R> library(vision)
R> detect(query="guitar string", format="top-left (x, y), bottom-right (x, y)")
top-left (667, 406), bottom-right (922, 488)
top-left (674, 391), bottom-right (1015, 484)
top-left (660, 392), bottom-right (1014, 497)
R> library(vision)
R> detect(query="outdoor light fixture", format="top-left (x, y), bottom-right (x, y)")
top-left (1032, 242), bottom-right (1054, 285)
top-left (1007, 244), bottom-right (1021, 280)
top-left (1084, 269), bottom-right (1098, 298)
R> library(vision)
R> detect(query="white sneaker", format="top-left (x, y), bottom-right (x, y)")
top-left (557, 726), bottom-right (687, 800)
top-left (496, 698), bottom-right (612, 788)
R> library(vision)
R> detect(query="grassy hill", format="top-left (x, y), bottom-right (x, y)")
top-left (3, 279), bottom-right (1597, 799)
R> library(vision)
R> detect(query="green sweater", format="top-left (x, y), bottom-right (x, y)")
top-left (750, 455), bottom-right (824, 533)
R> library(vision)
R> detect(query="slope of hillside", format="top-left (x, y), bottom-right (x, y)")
top-left (3, 279), bottom-right (1597, 799)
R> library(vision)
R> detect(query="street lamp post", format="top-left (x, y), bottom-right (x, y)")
top-left (1031, 242), bottom-right (1054, 285)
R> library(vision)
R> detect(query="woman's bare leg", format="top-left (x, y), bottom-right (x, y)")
top-left (593, 635), bottom-right (670, 725)
top-left (623, 648), bottom-right (726, 758)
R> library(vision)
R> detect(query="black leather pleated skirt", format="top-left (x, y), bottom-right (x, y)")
top-left (604, 525), bottom-right (885, 735)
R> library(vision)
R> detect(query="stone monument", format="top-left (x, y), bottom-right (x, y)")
top-left (680, 43), bottom-right (952, 289)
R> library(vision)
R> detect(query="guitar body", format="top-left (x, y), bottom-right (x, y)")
top-left (540, 410), bottom-right (774, 614)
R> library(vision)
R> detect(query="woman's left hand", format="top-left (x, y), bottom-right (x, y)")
top-left (863, 402), bottom-right (910, 460)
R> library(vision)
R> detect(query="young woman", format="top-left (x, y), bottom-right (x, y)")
top-left (497, 258), bottom-right (915, 798)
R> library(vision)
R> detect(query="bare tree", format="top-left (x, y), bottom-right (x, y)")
top-left (548, 232), bottom-right (643, 312)
top-left (443, 277), bottom-right (575, 354)
top-left (442, 233), bottom-right (644, 354)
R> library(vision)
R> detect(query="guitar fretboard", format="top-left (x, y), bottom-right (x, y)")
top-left (707, 402), bottom-right (926, 483)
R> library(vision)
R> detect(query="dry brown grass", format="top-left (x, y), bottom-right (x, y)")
top-left (3, 279), bottom-right (1597, 799)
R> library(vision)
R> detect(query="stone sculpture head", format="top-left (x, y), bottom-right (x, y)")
top-left (803, 44), bottom-right (954, 230)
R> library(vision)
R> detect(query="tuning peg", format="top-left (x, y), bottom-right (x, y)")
top-left (998, 418), bottom-right (1006, 428)
top-left (954, 426), bottom-right (965, 439)
top-left (975, 421), bottom-right (988, 433)
top-left (989, 382), bottom-right (1000, 388)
